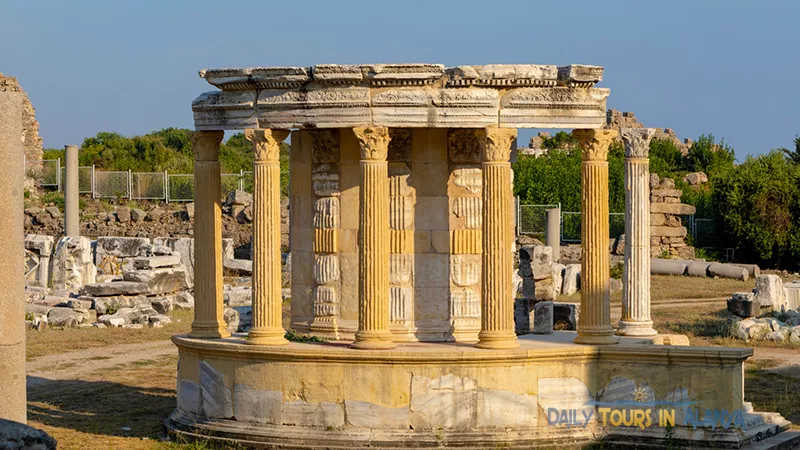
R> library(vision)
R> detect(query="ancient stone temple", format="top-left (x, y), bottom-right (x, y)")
top-left (169, 63), bottom-right (793, 448)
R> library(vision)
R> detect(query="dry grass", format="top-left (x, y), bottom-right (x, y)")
top-left (744, 359), bottom-right (800, 425)
top-left (26, 309), bottom-right (193, 360)
top-left (28, 355), bottom-right (180, 449)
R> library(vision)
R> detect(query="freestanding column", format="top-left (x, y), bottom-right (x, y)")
top-left (245, 128), bottom-right (290, 346)
top-left (189, 131), bottom-right (230, 339)
top-left (574, 129), bottom-right (619, 345)
top-left (617, 128), bottom-right (657, 337)
top-left (351, 127), bottom-right (395, 350)
top-left (476, 127), bottom-right (519, 350)
top-left (545, 207), bottom-right (561, 261)
top-left (64, 144), bottom-right (80, 236)
top-left (0, 89), bottom-right (26, 423)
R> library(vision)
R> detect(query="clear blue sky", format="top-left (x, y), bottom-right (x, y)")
top-left (2, 0), bottom-right (798, 158)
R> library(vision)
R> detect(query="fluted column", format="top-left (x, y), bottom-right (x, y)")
top-left (352, 127), bottom-right (395, 350)
top-left (245, 128), bottom-right (290, 346)
top-left (189, 131), bottom-right (229, 339)
top-left (617, 128), bottom-right (657, 337)
top-left (476, 127), bottom-right (519, 350)
top-left (574, 129), bottom-right (618, 345)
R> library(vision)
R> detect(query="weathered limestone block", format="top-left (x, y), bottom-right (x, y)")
top-left (95, 236), bottom-right (151, 274)
top-left (123, 267), bottom-right (189, 295)
top-left (410, 374), bottom-right (477, 430)
top-left (552, 263), bottom-right (565, 295)
top-left (47, 307), bottom-right (89, 328)
top-left (786, 282), bottom-right (800, 311)
top-left (224, 286), bottom-right (252, 307)
top-left (313, 197), bottom-right (340, 229)
top-left (223, 258), bottom-right (253, 276)
top-left (727, 292), bottom-right (758, 318)
top-left (475, 389), bottom-right (538, 428)
top-left (199, 361), bottom-right (233, 418)
top-left (536, 377), bottom-right (594, 422)
top-left (88, 295), bottom-right (150, 315)
top-left (313, 254), bottom-right (339, 285)
top-left (153, 237), bottom-right (234, 286)
top-left (450, 255), bottom-right (480, 287)
top-left (344, 400), bottom-right (410, 429)
top-left (24, 234), bottom-right (54, 288)
top-left (133, 255), bottom-right (182, 269)
top-left (52, 236), bottom-right (96, 291)
top-left (233, 386), bottom-right (282, 425)
top-left (561, 264), bottom-right (581, 295)
top-left (533, 301), bottom-right (554, 334)
top-left (282, 401), bottom-right (345, 428)
top-left (753, 275), bottom-right (786, 311)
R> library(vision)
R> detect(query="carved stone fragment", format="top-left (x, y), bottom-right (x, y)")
top-left (313, 254), bottom-right (340, 285)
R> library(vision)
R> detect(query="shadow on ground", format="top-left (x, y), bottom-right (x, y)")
top-left (27, 376), bottom-right (175, 440)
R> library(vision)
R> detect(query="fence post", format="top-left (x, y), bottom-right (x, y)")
top-left (128, 169), bottom-right (132, 199)
top-left (164, 170), bottom-right (168, 202)
top-left (57, 158), bottom-right (62, 192)
top-left (239, 169), bottom-right (244, 192)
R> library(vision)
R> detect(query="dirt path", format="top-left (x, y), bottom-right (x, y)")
top-left (27, 340), bottom-right (176, 388)
top-left (750, 347), bottom-right (800, 379)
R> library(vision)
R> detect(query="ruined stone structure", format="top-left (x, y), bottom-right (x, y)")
top-left (0, 73), bottom-right (43, 176)
top-left (650, 173), bottom-right (696, 259)
top-left (605, 108), bottom-right (692, 155)
top-left (168, 63), bottom-right (792, 448)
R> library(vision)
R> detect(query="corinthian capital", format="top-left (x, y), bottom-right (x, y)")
top-left (621, 128), bottom-right (655, 159)
top-left (191, 130), bottom-right (224, 161)
top-left (574, 129), bottom-right (617, 162)
top-left (482, 127), bottom-right (517, 162)
top-left (353, 126), bottom-right (390, 161)
top-left (245, 128), bottom-right (289, 162)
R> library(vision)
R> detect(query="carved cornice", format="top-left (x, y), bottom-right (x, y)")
top-left (192, 63), bottom-right (610, 130)
top-left (574, 129), bottom-right (617, 162)
top-left (353, 126), bottom-right (390, 161)
top-left (621, 128), bottom-right (655, 159)
top-left (482, 128), bottom-right (517, 163)
top-left (448, 129), bottom-right (484, 163)
top-left (244, 128), bottom-right (289, 162)
top-left (191, 130), bottom-right (224, 161)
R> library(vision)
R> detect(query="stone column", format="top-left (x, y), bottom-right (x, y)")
top-left (476, 127), bottom-right (519, 350)
top-left (189, 131), bottom-right (230, 339)
top-left (617, 128), bottom-right (657, 337)
top-left (351, 127), bottom-right (395, 350)
top-left (574, 129), bottom-right (619, 345)
top-left (545, 207), bottom-right (561, 261)
top-left (245, 128), bottom-right (290, 346)
top-left (64, 144), bottom-right (80, 236)
top-left (0, 90), bottom-right (26, 422)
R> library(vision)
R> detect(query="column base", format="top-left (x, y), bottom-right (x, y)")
top-left (189, 321), bottom-right (231, 339)
top-left (574, 331), bottom-right (619, 345)
top-left (615, 320), bottom-right (657, 337)
top-left (475, 331), bottom-right (519, 349)
top-left (351, 330), bottom-right (396, 350)
top-left (246, 327), bottom-right (289, 346)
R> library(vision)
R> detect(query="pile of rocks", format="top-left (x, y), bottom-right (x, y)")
top-left (222, 189), bottom-right (289, 250)
top-left (604, 109), bottom-right (692, 156)
top-left (649, 174), bottom-right (696, 259)
top-left (728, 275), bottom-right (800, 343)
top-left (514, 245), bottom-right (587, 335)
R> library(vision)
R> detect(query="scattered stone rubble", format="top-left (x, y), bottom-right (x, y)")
top-left (604, 108), bottom-right (692, 156)
top-left (727, 275), bottom-right (800, 343)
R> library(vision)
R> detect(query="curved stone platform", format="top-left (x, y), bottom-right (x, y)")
top-left (169, 332), bottom-right (791, 449)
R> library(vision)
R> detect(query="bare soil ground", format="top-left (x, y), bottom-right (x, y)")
top-left (25, 276), bottom-right (800, 448)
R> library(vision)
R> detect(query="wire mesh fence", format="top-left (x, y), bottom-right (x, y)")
top-left (40, 159), bottom-right (61, 189)
top-left (131, 172), bottom-right (166, 200)
top-left (93, 171), bottom-right (131, 199)
top-left (517, 203), bottom-right (559, 235)
top-left (167, 174), bottom-right (194, 202)
top-left (59, 166), bottom-right (94, 194)
top-left (560, 211), bottom-right (626, 243)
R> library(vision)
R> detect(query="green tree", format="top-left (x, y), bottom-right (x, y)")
top-left (710, 151), bottom-right (800, 267)
top-left (648, 138), bottom-right (684, 178)
top-left (683, 134), bottom-right (735, 174)
top-left (781, 136), bottom-right (800, 164)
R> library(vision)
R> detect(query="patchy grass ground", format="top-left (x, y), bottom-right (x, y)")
top-left (26, 309), bottom-right (193, 359)
top-left (744, 359), bottom-right (800, 425)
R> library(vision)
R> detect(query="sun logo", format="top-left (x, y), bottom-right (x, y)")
top-left (633, 386), bottom-right (649, 403)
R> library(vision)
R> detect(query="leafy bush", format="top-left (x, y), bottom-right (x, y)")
top-left (710, 151), bottom-right (800, 267)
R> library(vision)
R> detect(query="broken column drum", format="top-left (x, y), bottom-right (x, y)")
top-left (168, 63), bottom-right (788, 449)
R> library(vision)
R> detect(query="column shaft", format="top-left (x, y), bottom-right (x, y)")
top-left (64, 145), bottom-right (80, 236)
top-left (574, 129), bottom-right (618, 345)
top-left (352, 127), bottom-right (395, 349)
top-left (476, 128), bottom-right (518, 349)
top-left (0, 90), bottom-right (26, 423)
top-left (189, 131), bottom-right (229, 339)
top-left (618, 128), bottom-right (657, 336)
top-left (246, 129), bottom-right (289, 346)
